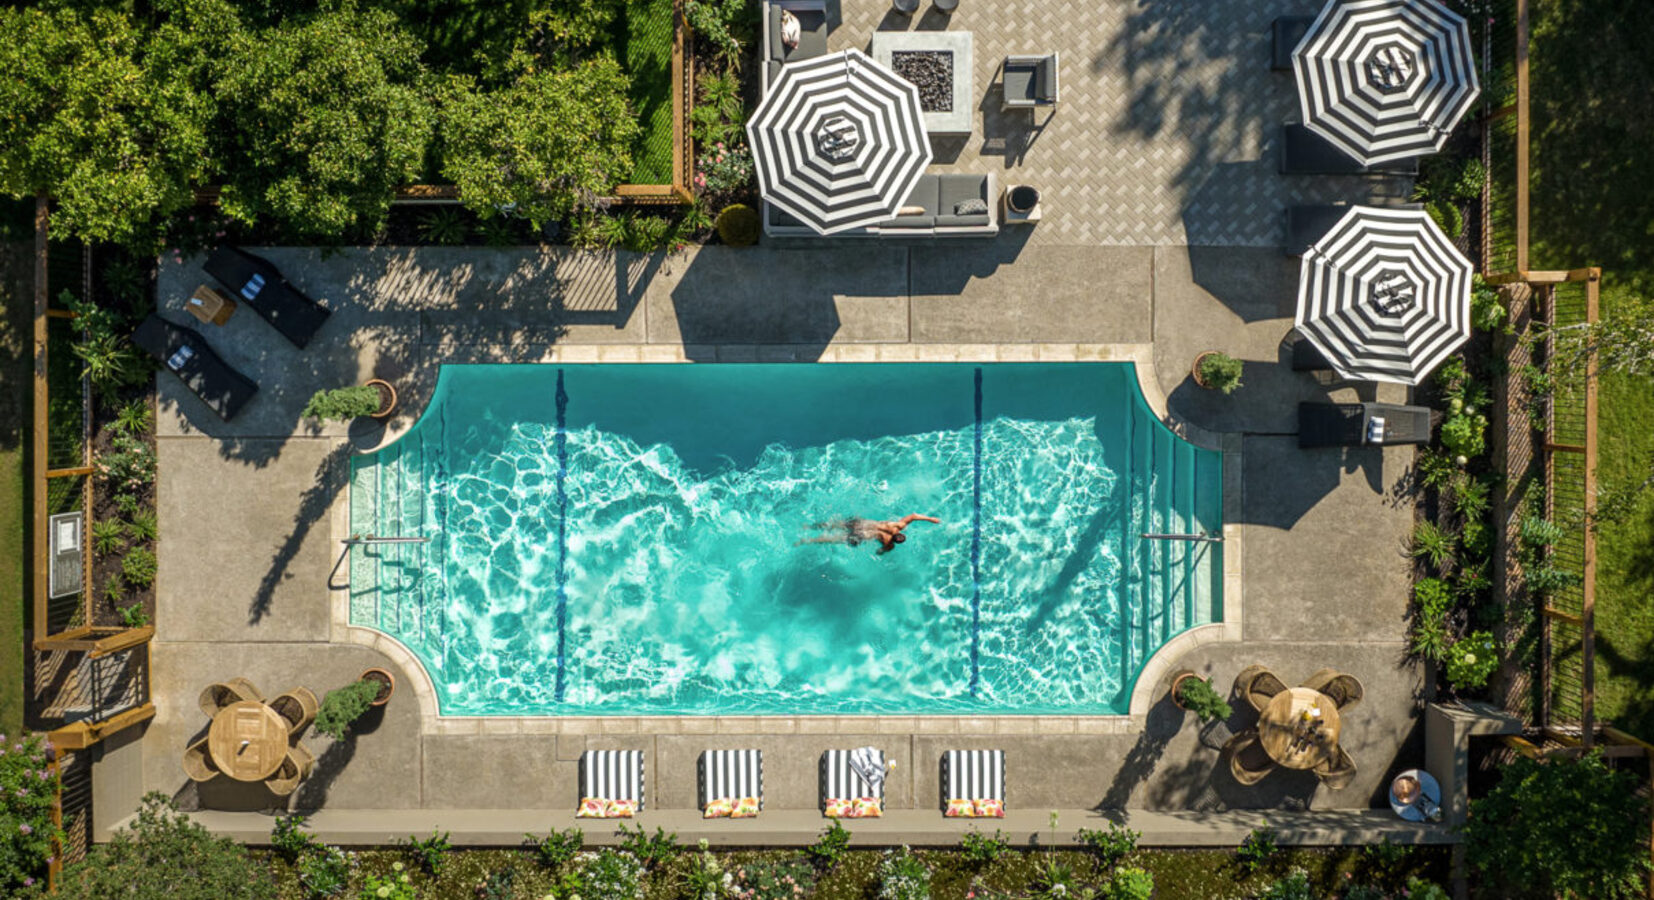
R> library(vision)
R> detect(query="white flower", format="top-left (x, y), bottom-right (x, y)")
top-left (1463, 653), bottom-right (1477, 664)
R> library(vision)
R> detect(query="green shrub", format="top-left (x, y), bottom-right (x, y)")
top-left (1195, 351), bottom-right (1244, 394)
top-left (103, 257), bottom-right (149, 305)
top-left (1235, 826), bottom-right (1278, 874)
top-left (959, 828), bottom-right (1011, 864)
top-left (1409, 521), bottom-right (1458, 569)
top-left (1461, 519), bottom-right (1494, 560)
top-left (524, 827), bottom-right (582, 869)
top-left (1077, 822), bottom-right (1139, 870)
top-left (0, 732), bottom-right (63, 894)
top-left (577, 848), bottom-right (643, 900)
top-left (1405, 876), bottom-right (1450, 900)
top-left (684, 0), bottom-right (757, 65)
top-left (1259, 867), bottom-right (1313, 900)
top-left (616, 823), bottom-right (678, 869)
top-left (1470, 275), bottom-right (1510, 333)
top-left (53, 793), bottom-right (273, 900)
top-left (1413, 577), bottom-right (1453, 619)
top-left (103, 573), bottom-right (126, 606)
top-left (1426, 199), bottom-right (1464, 239)
top-left (314, 679), bottom-right (382, 740)
top-left (714, 203), bottom-right (760, 246)
top-left (1106, 866), bottom-right (1155, 900)
top-left (472, 864), bottom-right (514, 900)
top-left (1409, 609), bottom-right (1448, 662)
top-left (806, 818), bottom-right (852, 869)
top-left (1453, 477), bottom-right (1490, 520)
top-left (478, 216), bottom-right (519, 247)
top-left (358, 867), bottom-right (415, 900)
top-left (398, 830), bottom-right (450, 876)
top-left (115, 492), bottom-right (142, 518)
top-left (296, 845), bottom-right (351, 898)
top-left (122, 546), bottom-right (157, 589)
top-left (1174, 674), bottom-right (1232, 723)
top-left (120, 602), bottom-right (149, 628)
top-left (1445, 631), bottom-right (1499, 690)
top-left (1416, 448), bottom-right (1460, 490)
top-left (1440, 411), bottom-right (1487, 459)
top-left (97, 434), bottom-right (156, 492)
top-left (114, 399), bottom-right (153, 437)
top-left (618, 212), bottom-right (675, 252)
top-left (92, 519), bottom-right (127, 555)
top-left (1453, 159), bottom-right (1488, 202)
top-left (416, 207), bottom-right (468, 244)
top-left (302, 386), bottom-right (381, 422)
top-left (271, 814), bottom-right (321, 863)
top-left (127, 509), bottom-right (158, 543)
top-left (681, 840), bottom-right (725, 900)
top-left (1464, 753), bottom-right (1652, 899)
top-left (875, 846), bottom-right (931, 900)
top-left (730, 857), bottom-right (816, 900)
top-left (1526, 564), bottom-right (1584, 595)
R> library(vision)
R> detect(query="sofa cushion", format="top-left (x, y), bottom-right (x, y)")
top-left (935, 174), bottom-right (986, 211)
top-left (880, 215), bottom-right (935, 229)
top-left (898, 175), bottom-right (941, 215)
top-left (953, 198), bottom-right (989, 215)
top-left (768, 203), bottom-right (805, 228)
top-left (934, 213), bottom-right (989, 228)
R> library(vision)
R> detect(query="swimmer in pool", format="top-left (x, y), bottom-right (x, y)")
top-left (800, 514), bottom-right (940, 554)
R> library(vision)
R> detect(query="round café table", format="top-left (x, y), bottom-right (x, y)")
top-left (1389, 769), bottom-right (1442, 821)
top-left (1258, 687), bottom-right (1343, 770)
top-left (208, 700), bottom-right (289, 781)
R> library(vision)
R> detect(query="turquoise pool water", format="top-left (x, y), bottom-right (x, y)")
top-left (349, 364), bottom-right (1222, 716)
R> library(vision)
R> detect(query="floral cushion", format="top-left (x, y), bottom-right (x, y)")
top-left (576, 797), bottom-right (608, 818)
top-left (823, 797), bottom-right (855, 818)
top-left (944, 798), bottom-right (977, 818)
top-left (731, 796), bottom-right (761, 818)
top-left (703, 798), bottom-right (734, 819)
top-left (850, 797), bottom-right (883, 818)
top-left (605, 799), bottom-right (637, 818)
top-left (973, 798), bottom-right (1005, 818)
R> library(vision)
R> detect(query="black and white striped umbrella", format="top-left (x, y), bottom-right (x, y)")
top-left (1296, 205), bottom-right (1473, 384)
top-left (746, 49), bottom-right (931, 235)
top-left (1293, 0), bottom-right (1480, 165)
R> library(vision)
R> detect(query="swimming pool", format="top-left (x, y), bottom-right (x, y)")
top-left (349, 363), bottom-right (1222, 716)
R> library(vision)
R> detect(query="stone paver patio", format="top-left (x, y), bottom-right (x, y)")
top-left (98, 0), bottom-right (1451, 846)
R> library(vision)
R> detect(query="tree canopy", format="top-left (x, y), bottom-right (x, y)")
top-left (0, 5), bottom-right (214, 246)
top-left (439, 57), bottom-right (639, 228)
top-left (215, 7), bottom-right (434, 239)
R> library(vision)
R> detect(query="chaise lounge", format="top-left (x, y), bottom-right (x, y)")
top-left (1279, 124), bottom-right (1419, 176)
top-left (820, 747), bottom-right (886, 818)
top-left (1298, 402), bottom-right (1437, 448)
top-left (132, 315), bottom-right (258, 421)
top-left (202, 246), bottom-right (331, 348)
top-left (940, 749), bottom-right (1007, 818)
top-left (578, 749), bottom-right (646, 818)
top-left (699, 749), bottom-right (764, 818)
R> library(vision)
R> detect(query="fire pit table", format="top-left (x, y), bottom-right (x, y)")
top-left (870, 31), bottom-right (974, 136)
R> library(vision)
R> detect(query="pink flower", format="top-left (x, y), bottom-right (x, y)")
top-left (23, 877), bottom-right (33, 887)
top-left (19, 823), bottom-right (31, 834)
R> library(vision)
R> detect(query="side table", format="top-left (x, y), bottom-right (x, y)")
top-left (1002, 186), bottom-right (1042, 225)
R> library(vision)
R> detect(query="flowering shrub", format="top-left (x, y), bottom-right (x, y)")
top-left (695, 142), bottom-right (754, 197)
top-left (0, 733), bottom-right (61, 894)
top-left (53, 792), bottom-right (275, 899)
top-left (731, 856), bottom-right (817, 900)
top-left (358, 863), bottom-right (415, 900)
top-left (578, 849), bottom-right (644, 900)
top-left (1445, 630), bottom-right (1499, 690)
top-left (875, 846), bottom-right (931, 900)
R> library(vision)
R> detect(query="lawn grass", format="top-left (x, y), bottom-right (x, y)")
top-left (613, 0), bottom-right (677, 184)
top-left (0, 238), bottom-right (30, 738)
top-left (1529, 0), bottom-right (1654, 738)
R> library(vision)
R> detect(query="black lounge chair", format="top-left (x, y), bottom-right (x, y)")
top-left (1272, 16), bottom-right (1313, 71)
top-left (202, 247), bottom-right (329, 348)
top-left (1285, 203), bottom-right (1426, 255)
top-left (1299, 402), bottom-right (1435, 448)
top-left (131, 315), bottom-right (257, 421)
top-left (1279, 125), bottom-right (1420, 176)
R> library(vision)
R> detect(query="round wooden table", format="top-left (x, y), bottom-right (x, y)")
top-left (1258, 687), bottom-right (1342, 770)
top-left (208, 700), bottom-right (289, 781)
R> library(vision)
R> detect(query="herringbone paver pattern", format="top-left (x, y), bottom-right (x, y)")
top-left (828, 0), bottom-right (1410, 246)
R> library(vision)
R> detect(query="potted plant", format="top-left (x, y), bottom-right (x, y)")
top-left (360, 666), bottom-right (396, 706)
top-left (314, 679), bottom-right (385, 740)
top-left (1192, 351), bottom-right (1244, 395)
top-left (1171, 670), bottom-right (1233, 723)
top-left (302, 381), bottom-right (398, 423)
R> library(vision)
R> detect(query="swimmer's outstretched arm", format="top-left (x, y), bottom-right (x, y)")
top-left (897, 514), bottom-right (941, 526)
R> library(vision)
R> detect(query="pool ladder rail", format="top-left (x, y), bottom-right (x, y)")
top-left (342, 534), bottom-right (431, 546)
top-left (1140, 531), bottom-right (1224, 543)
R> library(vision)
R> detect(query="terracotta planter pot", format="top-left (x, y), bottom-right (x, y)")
top-left (1191, 352), bottom-right (1218, 389)
top-left (366, 379), bottom-right (398, 420)
top-left (1170, 669), bottom-right (1200, 710)
top-left (361, 667), bottom-right (395, 706)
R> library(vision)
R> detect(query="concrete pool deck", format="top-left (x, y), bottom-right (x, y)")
top-left (113, 240), bottom-right (1430, 843)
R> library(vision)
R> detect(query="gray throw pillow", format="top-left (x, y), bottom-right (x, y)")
top-left (953, 198), bottom-right (988, 215)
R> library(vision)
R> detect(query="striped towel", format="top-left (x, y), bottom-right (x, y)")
top-left (699, 749), bottom-right (763, 809)
top-left (942, 749), bottom-right (1005, 804)
top-left (581, 750), bottom-right (645, 809)
top-left (822, 748), bottom-right (886, 804)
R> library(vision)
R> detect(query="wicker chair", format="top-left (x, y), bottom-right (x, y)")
top-left (198, 677), bottom-right (263, 718)
top-left (1314, 745), bottom-right (1357, 790)
top-left (269, 687), bottom-right (319, 734)
top-left (182, 736), bottom-right (219, 783)
top-left (1301, 669), bottom-right (1365, 712)
top-left (1224, 730), bottom-right (1276, 786)
top-left (1234, 665), bottom-right (1289, 713)
top-left (265, 743), bottom-right (315, 797)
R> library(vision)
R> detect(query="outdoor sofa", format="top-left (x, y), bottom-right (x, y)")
top-left (1299, 402), bottom-right (1437, 447)
top-left (132, 315), bottom-right (257, 421)
top-left (1284, 202), bottom-right (1424, 255)
top-left (761, 0), bottom-right (829, 94)
top-left (763, 172), bottom-right (999, 238)
top-left (203, 246), bottom-right (331, 348)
